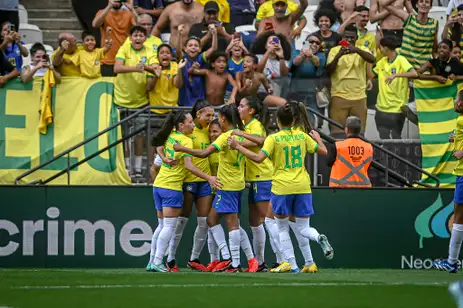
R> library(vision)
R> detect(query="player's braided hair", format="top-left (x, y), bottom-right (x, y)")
top-left (290, 101), bottom-right (313, 133)
top-left (243, 96), bottom-right (270, 133)
top-left (151, 110), bottom-right (188, 147)
top-left (219, 104), bottom-right (244, 131)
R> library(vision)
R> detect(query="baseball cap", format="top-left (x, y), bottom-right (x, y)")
top-left (272, 0), bottom-right (288, 4)
top-left (204, 1), bottom-right (220, 13)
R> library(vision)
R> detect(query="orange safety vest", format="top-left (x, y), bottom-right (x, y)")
top-left (329, 138), bottom-right (373, 188)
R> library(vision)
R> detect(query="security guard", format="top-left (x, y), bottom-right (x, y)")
top-left (328, 116), bottom-right (373, 188)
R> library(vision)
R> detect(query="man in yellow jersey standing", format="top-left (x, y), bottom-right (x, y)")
top-left (114, 26), bottom-right (157, 179)
top-left (326, 24), bottom-right (375, 138)
top-left (433, 90), bottom-right (463, 274)
top-left (52, 33), bottom-right (81, 77)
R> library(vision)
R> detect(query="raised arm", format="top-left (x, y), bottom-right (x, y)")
top-left (227, 74), bottom-right (238, 104)
top-left (290, 0), bottom-right (308, 24)
top-left (92, 2), bottom-right (112, 28)
top-left (175, 24), bottom-right (184, 60)
top-left (309, 130), bottom-right (328, 155)
top-left (174, 59), bottom-right (187, 88)
top-left (204, 25), bottom-right (218, 60)
top-left (352, 46), bottom-right (375, 63)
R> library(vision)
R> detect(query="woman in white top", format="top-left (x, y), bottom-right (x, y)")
top-left (21, 43), bottom-right (61, 83)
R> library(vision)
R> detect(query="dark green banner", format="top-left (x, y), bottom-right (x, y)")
top-left (0, 186), bottom-right (456, 269)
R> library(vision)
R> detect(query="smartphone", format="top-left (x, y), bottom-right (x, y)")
top-left (302, 40), bottom-right (309, 49)
top-left (272, 37), bottom-right (279, 44)
top-left (339, 39), bottom-right (350, 47)
top-left (7, 24), bottom-right (15, 32)
top-left (42, 54), bottom-right (50, 62)
top-left (264, 21), bottom-right (274, 31)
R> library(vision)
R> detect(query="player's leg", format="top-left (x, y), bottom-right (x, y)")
top-left (152, 188), bottom-right (183, 273)
top-left (249, 181), bottom-right (270, 271)
top-left (293, 194), bottom-right (334, 260)
top-left (205, 227), bottom-right (221, 271)
top-left (239, 222), bottom-right (258, 272)
top-left (265, 205), bottom-right (289, 272)
top-left (434, 177), bottom-right (463, 272)
top-left (273, 193), bottom-right (299, 273)
top-left (166, 186), bottom-right (194, 271)
top-left (289, 219), bottom-right (317, 273)
top-left (221, 190), bottom-right (243, 272)
top-left (188, 183), bottom-right (213, 271)
top-left (147, 187), bottom-right (163, 271)
top-left (208, 193), bottom-right (232, 272)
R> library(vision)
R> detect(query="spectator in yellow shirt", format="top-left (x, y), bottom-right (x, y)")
top-left (338, 6), bottom-right (375, 52)
top-left (52, 32), bottom-right (81, 77)
top-left (196, 0), bottom-right (230, 23)
top-left (70, 31), bottom-right (113, 78)
top-left (122, 14), bottom-right (163, 60)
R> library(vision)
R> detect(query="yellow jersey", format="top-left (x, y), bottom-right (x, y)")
top-left (70, 48), bottom-right (105, 78)
top-left (244, 118), bottom-right (273, 182)
top-left (185, 124), bottom-right (211, 182)
top-left (373, 54), bottom-right (414, 113)
top-left (114, 44), bottom-right (156, 108)
top-left (149, 61), bottom-right (179, 114)
top-left (454, 116), bottom-right (463, 176)
top-left (327, 45), bottom-right (370, 101)
top-left (153, 131), bottom-right (193, 191)
top-left (121, 35), bottom-right (162, 61)
top-left (356, 30), bottom-right (375, 53)
top-left (256, 0), bottom-right (299, 21)
top-left (52, 49), bottom-right (81, 77)
top-left (261, 128), bottom-right (318, 195)
top-left (209, 152), bottom-right (219, 176)
top-left (211, 130), bottom-right (245, 191)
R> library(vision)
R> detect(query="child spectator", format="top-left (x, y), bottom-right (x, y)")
top-left (236, 53), bottom-right (286, 106)
top-left (373, 36), bottom-right (417, 139)
top-left (442, 4), bottom-right (463, 61)
top-left (453, 45), bottom-right (462, 60)
top-left (417, 39), bottom-right (462, 83)
top-left (225, 36), bottom-right (248, 101)
top-left (175, 24), bottom-right (218, 107)
top-left (70, 31), bottom-right (112, 79)
top-left (21, 43), bottom-right (61, 83)
top-left (0, 22), bottom-right (28, 72)
top-left (147, 44), bottom-right (185, 114)
top-left (251, 32), bottom-right (291, 97)
top-left (189, 52), bottom-right (238, 106)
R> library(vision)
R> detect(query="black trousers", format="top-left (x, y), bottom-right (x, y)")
top-left (375, 110), bottom-right (406, 139)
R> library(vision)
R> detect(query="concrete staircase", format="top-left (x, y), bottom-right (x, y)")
top-left (20, 0), bottom-right (82, 48)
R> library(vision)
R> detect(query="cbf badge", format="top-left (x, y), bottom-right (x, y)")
top-left (391, 68), bottom-right (396, 74)
top-left (95, 60), bottom-right (100, 65)
top-left (153, 45), bottom-right (158, 51)
top-left (445, 65), bottom-right (451, 73)
top-left (364, 41), bottom-right (369, 47)
top-left (141, 56), bottom-right (147, 64)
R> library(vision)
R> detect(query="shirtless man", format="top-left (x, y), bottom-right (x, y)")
top-left (257, 0), bottom-right (308, 43)
top-left (236, 54), bottom-right (286, 106)
top-left (371, 0), bottom-right (414, 45)
top-left (189, 53), bottom-right (238, 106)
top-left (152, 0), bottom-right (204, 47)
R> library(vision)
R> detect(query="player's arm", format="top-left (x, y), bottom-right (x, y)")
top-left (183, 156), bottom-right (223, 189)
top-left (309, 130), bottom-right (328, 155)
top-left (173, 143), bottom-right (217, 158)
top-left (152, 6), bottom-right (170, 37)
top-left (232, 130), bottom-right (265, 147)
top-left (228, 137), bottom-right (267, 163)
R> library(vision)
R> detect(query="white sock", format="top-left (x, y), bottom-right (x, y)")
top-left (251, 224), bottom-right (266, 265)
top-left (190, 217), bottom-right (208, 260)
top-left (449, 223), bottom-right (463, 264)
top-left (265, 217), bottom-right (284, 263)
top-left (239, 226), bottom-right (254, 260)
top-left (135, 155), bottom-right (143, 172)
top-left (207, 228), bottom-right (220, 262)
top-left (149, 218), bottom-right (163, 264)
top-left (291, 220), bottom-right (314, 266)
top-left (229, 229), bottom-right (241, 267)
top-left (167, 217), bottom-right (188, 263)
top-left (154, 217), bottom-right (177, 265)
top-left (276, 217), bottom-right (298, 270)
top-left (210, 224), bottom-right (231, 259)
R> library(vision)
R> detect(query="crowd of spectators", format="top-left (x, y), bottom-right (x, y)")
top-left (3, 0), bottom-right (463, 147)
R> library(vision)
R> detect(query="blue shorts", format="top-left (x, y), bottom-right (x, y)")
top-left (455, 176), bottom-right (463, 204)
top-left (271, 193), bottom-right (314, 217)
top-left (248, 181), bottom-right (272, 204)
top-left (213, 190), bottom-right (243, 214)
top-left (183, 182), bottom-right (212, 198)
top-left (153, 187), bottom-right (183, 211)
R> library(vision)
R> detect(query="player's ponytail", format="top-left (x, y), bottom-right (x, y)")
top-left (245, 96), bottom-right (270, 133)
top-left (276, 102), bottom-right (294, 128)
top-left (219, 104), bottom-right (244, 131)
top-left (290, 101), bottom-right (312, 133)
top-left (152, 110), bottom-right (188, 147)
top-left (191, 99), bottom-right (210, 120)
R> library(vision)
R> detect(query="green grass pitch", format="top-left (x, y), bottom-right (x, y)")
top-left (0, 269), bottom-right (460, 307)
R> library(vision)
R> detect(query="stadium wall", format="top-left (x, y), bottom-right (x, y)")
top-left (0, 186), bottom-right (456, 269)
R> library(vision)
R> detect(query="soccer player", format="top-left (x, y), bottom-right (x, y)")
top-left (148, 111), bottom-right (221, 273)
top-left (166, 100), bottom-right (215, 272)
top-left (229, 103), bottom-right (329, 272)
top-left (232, 97), bottom-right (272, 271)
top-left (174, 104), bottom-right (258, 272)
top-left (433, 90), bottom-right (463, 273)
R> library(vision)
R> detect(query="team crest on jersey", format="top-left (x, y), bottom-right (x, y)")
top-left (95, 60), bottom-right (100, 65)
top-left (391, 68), bottom-right (396, 74)
top-left (445, 65), bottom-right (451, 73)
top-left (153, 45), bottom-right (158, 51)
top-left (364, 41), bottom-right (369, 47)
top-left (141, 56), bottom-right (147, 64)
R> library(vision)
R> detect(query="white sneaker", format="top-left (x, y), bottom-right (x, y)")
top-left (318, 234), bottom-right (334, 260)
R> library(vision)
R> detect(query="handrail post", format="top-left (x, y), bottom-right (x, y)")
top-left (67, 153), bottom-right (70, 185)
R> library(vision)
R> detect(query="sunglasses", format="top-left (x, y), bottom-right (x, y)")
top-left (308, 40), bottom-right (321, 45)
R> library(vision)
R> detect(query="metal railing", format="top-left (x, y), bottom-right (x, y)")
top-left (15, 105), bottom-right (440, 187)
